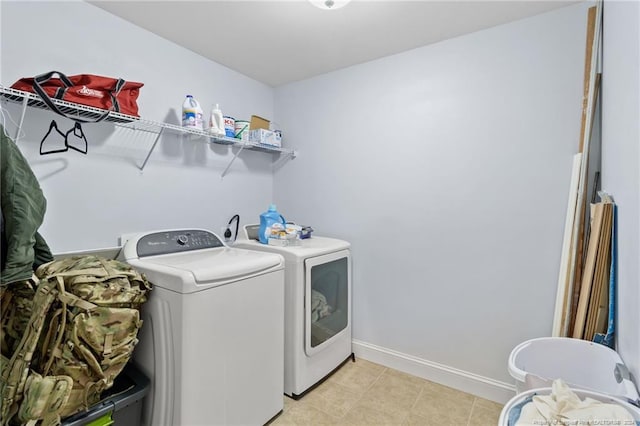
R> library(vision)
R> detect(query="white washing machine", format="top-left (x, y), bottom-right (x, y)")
top-left (235, 225), bottom-right (353, 399)
top-left (120, 229), bottom-right (285, 426)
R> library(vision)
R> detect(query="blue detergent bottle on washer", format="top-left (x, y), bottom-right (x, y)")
top-left (259, 204), bottom-right (286, 244)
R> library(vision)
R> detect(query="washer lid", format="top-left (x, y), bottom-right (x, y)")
top-left (235, 236), bottom-right (350, 261)
top-left (139, 247), bottom-right (282, 284)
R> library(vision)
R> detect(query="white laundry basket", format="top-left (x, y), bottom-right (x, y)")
top-left (498, 387), bottom-right (640, 426)
top-left (508, 337), bottom-right (640, 404)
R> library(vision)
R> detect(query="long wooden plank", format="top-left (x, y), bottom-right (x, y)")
top-left (593, 203), bottom-right (612, 334)
top-left (552, 153), bottom-right (583, 336)
top-left (572, 202), bottom-right (605, 338)
top-left (585, 206), bottom-right (605, 338)
top-left (593, 248), bottom-right (611, 337)
top-left (569, 201), bottom-right (587, 333)
top-left (570, 74), bottom-right (603, 334)
top-left (580, 201), bottom-right (610, 339)
top-left (585, 203), bottom-right (612, 340)
top-left (578, 6), bottom-right (597, 153)
top-left (573, 8), bottom-right (599, 318)
top-left (589, 247), bottom-right (610, 340)
top-left (568, 1), bottom-right (602, 333)
top-left (574, 203), bottom-right (603, 339)
top-left (595, 195), bottom-right (616, 342)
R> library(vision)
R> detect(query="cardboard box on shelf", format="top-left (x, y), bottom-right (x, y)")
top-left (250, 115), bottom-right (270, 130)
top-left (249, 129), bottom-right (281, 147)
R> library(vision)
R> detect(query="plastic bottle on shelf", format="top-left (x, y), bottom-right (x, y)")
top-left (209, 104), bottom-right (225, 137)
top-left (182, 95), bottom-right (203, 130)
top-left (258, 204), bottom-right (286, 244)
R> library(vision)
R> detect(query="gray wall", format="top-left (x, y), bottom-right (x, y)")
top-left (274, 2), bottom-right (591, 384)
top-left (1, 1), bottom-right (277, 252)
top-left (602, 0), bottom-right (640, 383)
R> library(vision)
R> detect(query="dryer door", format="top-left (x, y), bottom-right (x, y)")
top-left (304, 249), bottom-right (351, 356)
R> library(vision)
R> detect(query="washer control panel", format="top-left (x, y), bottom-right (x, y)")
top-left (136, 229), bottom-right (224, 257)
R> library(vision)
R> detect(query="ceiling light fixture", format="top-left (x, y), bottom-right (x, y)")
top-left (309, 0), bottom-right (352, 10)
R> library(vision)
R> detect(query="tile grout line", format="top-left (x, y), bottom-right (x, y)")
top-left (380, 368), bottom-right (423, 426)
top-left (466, 397), bottom-right (479, 426)
top-left (281, 361), bottom-right (490, 426)
top-left (332, 382), bottom-right (365, 422)
top-left (399, 385), bottom-right (424, 426)
top-left (335, 365), bottom-right (388, 423)
top-left (313, 364), bottom-right (390, 423)
top-left (405, 383), bottom-right (427, 424)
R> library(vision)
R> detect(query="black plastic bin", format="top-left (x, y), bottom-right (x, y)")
top-left (61, 363), bottom-right (149, 426)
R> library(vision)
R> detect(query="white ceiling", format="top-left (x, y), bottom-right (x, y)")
top-left (90, 0), bottom-right (578, 87)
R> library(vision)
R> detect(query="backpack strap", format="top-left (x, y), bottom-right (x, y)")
top-left (0, 286), bottom-right (12, 355)
top-left (1, 280), bottom-right (35, 354)
top-left (39, 307), bottom-right (65, 376)
top-left (38, 276), bottom-right (97, 379)
top-left (54, 274), bottom-right (97, 311)
top-left (0, 277), bottom-right (58, 425)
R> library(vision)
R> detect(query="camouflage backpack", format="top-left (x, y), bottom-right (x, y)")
top-left (0, 255), bottom-right (151, 426)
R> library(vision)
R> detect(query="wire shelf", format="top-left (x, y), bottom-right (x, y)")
top-left (0, 86), bottom-right (139, 124)
top-left (116, 116), bottom-right (295, 156)
top-left (0, 85), bottom-right (296, 175)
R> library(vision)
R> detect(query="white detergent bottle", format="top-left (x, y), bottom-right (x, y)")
top-left (182, 95), bottom-right (203, 130)
top-left (209, 104), bottom-right (225, 137)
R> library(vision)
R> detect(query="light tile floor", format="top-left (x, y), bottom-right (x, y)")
top-left (271, 358), bottom-right (504, 426)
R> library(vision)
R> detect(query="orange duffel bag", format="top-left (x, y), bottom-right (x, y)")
top-left (11, 71), bottom-right (143, 121)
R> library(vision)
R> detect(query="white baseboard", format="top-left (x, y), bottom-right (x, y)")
top-left (353, 339), bottom-right (516, 404)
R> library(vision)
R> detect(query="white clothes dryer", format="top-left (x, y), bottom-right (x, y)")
top-left (235, 225), bottom-right (353, 399)
top-left (120, 229), bottom-right (285, 426)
